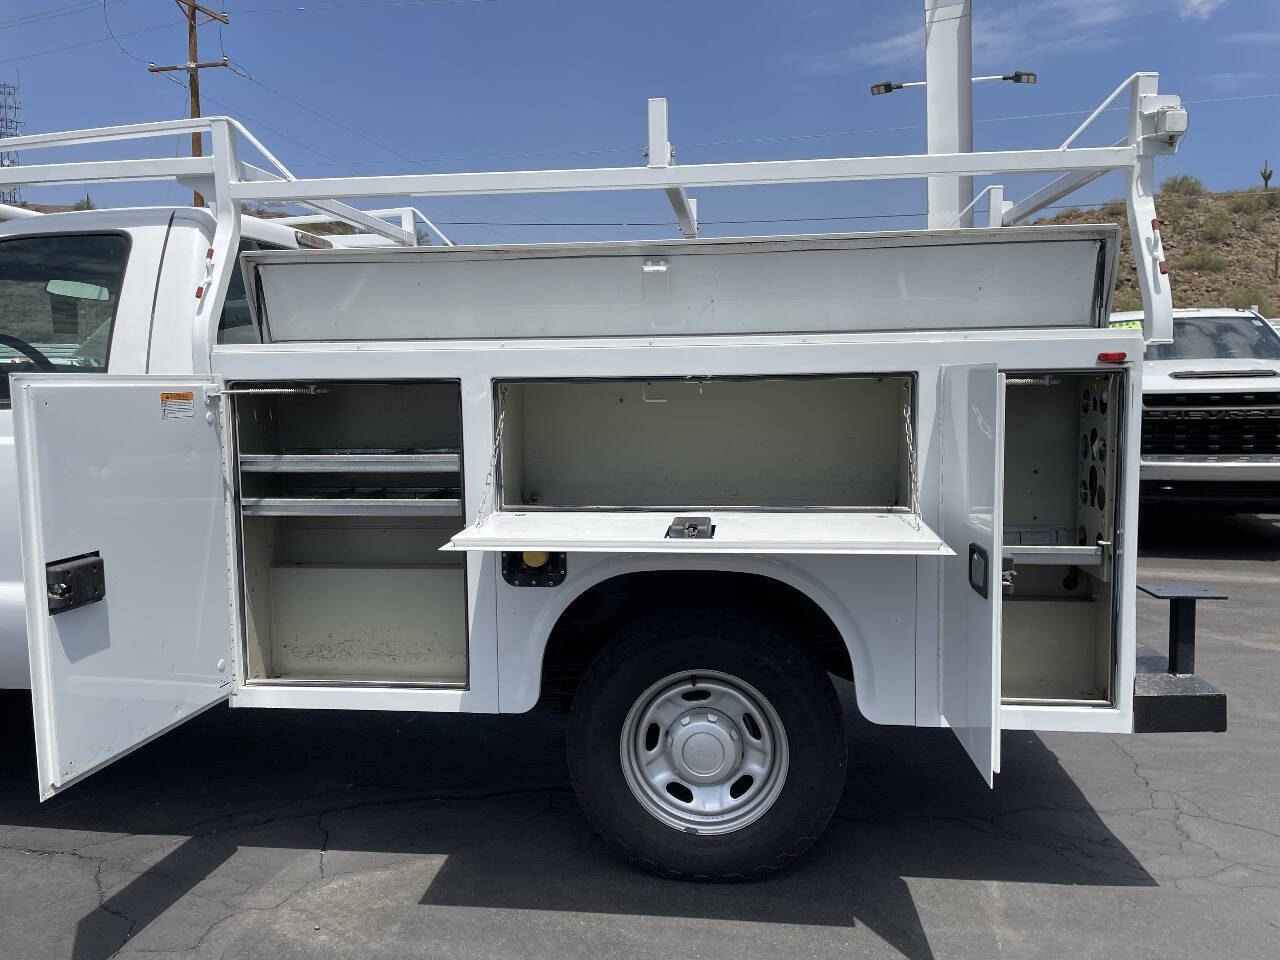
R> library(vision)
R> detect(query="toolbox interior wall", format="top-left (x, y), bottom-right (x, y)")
top-left (240, 517), bottom-right (467, 684)
top-left (1003, 380), bottom-right (1081, 532)
top-left (500, 376), bottom-right (909, 508)
top-left (242, 515), bottom-right (276, 680)
top-left (240, 382), bottom-right (462, 453)
top-left (1000, 374), bottom-right (1120, 705)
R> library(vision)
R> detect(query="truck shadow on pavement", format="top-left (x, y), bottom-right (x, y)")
top-left (0, 686), bottom-right (1152, 960)
top-left (1138, 507), bottom-right (1280, 561)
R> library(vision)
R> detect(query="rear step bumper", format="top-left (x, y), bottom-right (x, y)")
top-left (1134, 648), bottom-right (1227, 733)
top-left (1133, 581), bottom-right (1228, 733)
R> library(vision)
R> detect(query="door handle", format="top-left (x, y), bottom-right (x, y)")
top-left (968, 543), bottom-right (989, 599)
top-left (46, 552), bottom-right (105, 615)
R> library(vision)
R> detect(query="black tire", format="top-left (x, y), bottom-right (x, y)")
top-left (567, 606), bottom-right (847, 881)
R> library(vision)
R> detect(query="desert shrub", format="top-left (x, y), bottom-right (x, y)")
top-left (1112, 290), bottom-right (1144, 311)
top-left (1200, 209), bottom-right (1232, 242)
top-left (1161, 174), bottom-right (1204, 196)
top-left (1228, 191), bottom-right (1265, 214)
top-left (1159, 197), bottom-right (1186, 221)
top-left (1224, 285), bottom-right (1275, 317)
top-left (1099, 200), bottom-right (1126, 219)
top-left (1179, 245), bottom-right (1228, 273)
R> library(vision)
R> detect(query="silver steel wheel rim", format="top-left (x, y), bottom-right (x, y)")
top-left (619, 669), bottom-right (789, 836)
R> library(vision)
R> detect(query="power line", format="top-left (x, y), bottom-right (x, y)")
top-left (394, 187), bottom-right (1280, 231)
top-left (101, 0), bottom-right (151, 64)
top-left (0, 20), bottom-right (174, 66)
top-left (0, 1), bottom-right (128, 31)
top-left (234, 0), bottom-right (500, 12)
top-left (225, 60), bottom-right (601, 239)
top-left (277, 90), bottom-right (1280, 170)
top-left (198, 89), bottom-right (522, 240)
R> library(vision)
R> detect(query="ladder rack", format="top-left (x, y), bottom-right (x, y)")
top-left (0, 72), bottom-right (1187, 370)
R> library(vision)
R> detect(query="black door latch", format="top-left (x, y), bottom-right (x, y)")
top-left (46, 552), bottom-right (105, 615)
top-left (667, 516), bottom-right (714, 539)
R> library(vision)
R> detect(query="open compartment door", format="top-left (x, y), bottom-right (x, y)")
top-left (938, 364), bottom-right (1006, 785)
top-left (12, 375), bottom-right (233, 799)
top-left (445, 510), bottom-right (952, 556)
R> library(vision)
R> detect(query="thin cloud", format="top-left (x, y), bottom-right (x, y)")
top-left (1203, 71), bottom-right (1267, 92)
top-left (1176, 0), bottom-right (1227, 18)
top-left (807, 0), bottom-right (1222, 75)
top-left (1221, 31), bottom-right (1280, 44)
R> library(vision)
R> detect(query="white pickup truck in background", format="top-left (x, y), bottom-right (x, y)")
top-left (0, 207), bottom-right (399, 688)
top-left (1113, 308), bottom-right (1280, 512)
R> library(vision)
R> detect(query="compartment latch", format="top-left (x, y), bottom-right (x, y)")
top-left (667, 516), bottom-right (714, 540)
top-left (46, 552), bottom-right (105, 615)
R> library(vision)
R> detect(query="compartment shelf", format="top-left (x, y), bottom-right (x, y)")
top-left (1003, 544), bottom-right (1103, 566)
top-left (240, 451), bottom-right (460, 474)
top-left (445, 509), bottom-right (951, 555)
top-left (242, 497), bottom-right (463, 518)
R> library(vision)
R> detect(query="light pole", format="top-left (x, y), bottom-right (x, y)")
top-left (869, 68), bottom-right (1036, 228)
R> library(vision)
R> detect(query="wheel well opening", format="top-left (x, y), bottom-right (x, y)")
top-left (540, 570), bottom-right (852, 710)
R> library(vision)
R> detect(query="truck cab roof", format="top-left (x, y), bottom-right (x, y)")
top-left (0, 205), bottom-right (324, 249)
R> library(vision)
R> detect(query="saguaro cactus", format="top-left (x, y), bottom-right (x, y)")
top-left (1263, 160), bottom-right (1273, 189)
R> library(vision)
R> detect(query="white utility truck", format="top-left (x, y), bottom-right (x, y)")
top-left (1, 77), bottom-right (1226, 880)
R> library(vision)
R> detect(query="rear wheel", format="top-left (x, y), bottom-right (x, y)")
top-left (567, 607), bottom-right (846, 880)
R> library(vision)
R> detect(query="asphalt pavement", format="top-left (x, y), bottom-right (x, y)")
top-left (0, 509), bottom-right (1277, 960)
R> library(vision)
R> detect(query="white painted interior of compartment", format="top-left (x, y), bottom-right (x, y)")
top-left (1000, 374), bottom-right (1120, 705)
top-left (499, 376), bottom-right (911, 509)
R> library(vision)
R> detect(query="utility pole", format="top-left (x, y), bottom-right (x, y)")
top-left (148, 2), bottom-right (230, 207)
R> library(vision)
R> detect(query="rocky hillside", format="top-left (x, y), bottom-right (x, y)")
top-left (1039, 177), bottom-right (1280, 316)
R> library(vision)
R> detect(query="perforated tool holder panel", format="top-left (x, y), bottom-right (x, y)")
top-left (1077, 376), bottom-right (1117, 581)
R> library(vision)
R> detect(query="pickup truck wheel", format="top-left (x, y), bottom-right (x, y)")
top-left (567, 608), bottom-right (846, 881)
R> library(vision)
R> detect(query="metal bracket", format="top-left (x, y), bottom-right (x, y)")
top-left (648, 98), bottom-right (698, 238)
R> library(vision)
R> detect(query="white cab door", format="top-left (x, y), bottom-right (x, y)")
top-left (938, 364), bottom-right (1005, 785)
top-left (13, 375), bottom-right (232, 799)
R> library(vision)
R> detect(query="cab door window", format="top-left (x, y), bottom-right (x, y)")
top-left (0, 232), bottom-right (129, 405)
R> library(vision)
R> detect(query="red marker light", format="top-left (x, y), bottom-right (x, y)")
top-left (1097, 351), bottom-right (1127, 364)
top-left (1159, 260), bottom-right (1169, 275)
top-left (195, 285), bottom-right (205, 299)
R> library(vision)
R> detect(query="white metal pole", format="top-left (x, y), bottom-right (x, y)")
top-left (924, 0), bottom-right (973, 228)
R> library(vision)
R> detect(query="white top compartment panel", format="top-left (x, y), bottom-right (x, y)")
top-left (244, 227), bottom-right (1115, 342)
top-left (443, 510), bottom-right (953, 555)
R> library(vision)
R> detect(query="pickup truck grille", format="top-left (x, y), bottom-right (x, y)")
top-left (1143, 392), bottom-right (1280, 456)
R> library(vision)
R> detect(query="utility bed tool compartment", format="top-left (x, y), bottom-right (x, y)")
top-left (1001, 373), bottom-right (1122, 706)
top-left (233, 382), bottom-right (468, 685)
top-left (447, 375), bottom-right (949, 555)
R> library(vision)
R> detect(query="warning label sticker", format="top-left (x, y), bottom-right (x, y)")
top-left (160, 391), bottom-right (195, 419)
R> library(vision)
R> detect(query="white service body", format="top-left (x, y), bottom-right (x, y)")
top-left (10, 227), bottom-right (1144, 798)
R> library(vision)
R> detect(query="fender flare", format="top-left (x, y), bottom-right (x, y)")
top-left (500, 553), bottom-right (878, 713)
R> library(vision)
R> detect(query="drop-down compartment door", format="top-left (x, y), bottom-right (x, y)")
top-left (938, 364), bottom-right (1006, 785)
top-left (13, 375), bottom-right (233, 799)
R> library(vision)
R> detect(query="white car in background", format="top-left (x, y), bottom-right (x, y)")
top-left (1115, 307), bottom-right (1280, 511)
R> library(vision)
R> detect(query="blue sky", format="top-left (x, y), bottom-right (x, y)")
top-left (1, 0), bottom-right (1277, 243)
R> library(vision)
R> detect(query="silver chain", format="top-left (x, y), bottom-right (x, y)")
top-left (473, 386), bottom-right (507, 527)
top-left (902, 379), bottom-right (921, 529)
